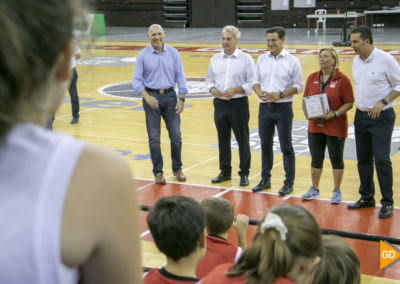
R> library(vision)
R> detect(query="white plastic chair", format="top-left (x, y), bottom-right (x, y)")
top-left (315, 9), bottom-right (327, 32)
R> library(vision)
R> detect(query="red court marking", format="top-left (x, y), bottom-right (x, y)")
top-left (137, 181), bottom-right (228, 207)
top-left (135, 179), bottom-right (400, 279)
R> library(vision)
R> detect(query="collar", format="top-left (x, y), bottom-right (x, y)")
top-left (317, 68), bottom-right (341, 80)
top-left (268, 48), bottom-right (287, 58)
top-left (208, 233), bottom-right (227, 241)
top-left (362, 46), bottom-right (376, 63)
top-left (159, 267), bottom-right (198, 282)
top-left (150, 43), bottom-right (166, 54)
top-left (223, 48), bottom-right (239, 58)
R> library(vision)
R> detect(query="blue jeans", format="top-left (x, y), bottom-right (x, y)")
top-left (143, 89), bottom-right (182, 175)
top-left (258, 102), bottom-right (295, 186)
top-left (355, 108), bottom-right (395, 206)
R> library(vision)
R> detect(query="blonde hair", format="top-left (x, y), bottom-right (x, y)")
top-left (222, 25), bottom-right (241, 40)
top-left (228, 204), bottom-right (322, 284)
top-left (201, 197), bottom-right (234, 235)
top-left (319, 47), bottom-right (339, 69)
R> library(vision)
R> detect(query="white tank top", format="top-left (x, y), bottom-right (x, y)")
top-left (0, 122), bottom-right (85, 284)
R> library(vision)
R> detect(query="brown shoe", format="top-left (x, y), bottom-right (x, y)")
top-left (155, 172), bottom-right (166, 185)
top-left (173, 170), bottom-right (186, 182)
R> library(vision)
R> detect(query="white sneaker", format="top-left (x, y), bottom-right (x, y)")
top-left (330, 189), bottom-right (342, 204)
top-left (301, 186), bottom-right (320, 200)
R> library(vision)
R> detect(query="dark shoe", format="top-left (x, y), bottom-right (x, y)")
top-left (379, 205), bottom-right (393, 218)
top-left (279, 185), bottom-right (293, 196)
top-left (173, 170), bottom-right (186, 182)
top-left (211, 173), bottom-right (231, 184)
top-left (252, 180), bottom-right (271, 192)
top-left (71, 117), bottom-right (79, 124)
top-left (239, 175), bottom-right (249, 186)
top-left (347, 198), bottom-right (375, 209)
top-left (155, 172), bottom-right (166, 185)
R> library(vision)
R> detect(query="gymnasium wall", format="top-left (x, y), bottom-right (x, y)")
top-left (88, 0), bottom-right (400, 28)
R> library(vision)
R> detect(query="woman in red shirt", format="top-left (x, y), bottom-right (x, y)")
top-left (301, 48), bottom-right (354, 204)
top-left (199, 204), bottom-right (322, 284)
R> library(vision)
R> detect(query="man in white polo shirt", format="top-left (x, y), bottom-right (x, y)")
top-left (206, 25), bottom-right (257, 187)
top-left (251, 27), bottom-right (304, 195)
top-left (348, 26), bottom-right (400, 218)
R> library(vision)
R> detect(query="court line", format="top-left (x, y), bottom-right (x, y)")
top-left (55, 108), bottom-right (98, 119)
top-left (73, 132), bottom-right (213, 148)
top-left (136, 156), bottom-right (219, 191)
top-left (140, 230), bottom-right (151, 238)
top-left (134, 177), bottom-right (398, 208)
top-left (249, 148), bottom-right (310, 181)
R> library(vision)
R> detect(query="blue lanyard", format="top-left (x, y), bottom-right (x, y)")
top-left (320, 69), bottom-right (335, 93)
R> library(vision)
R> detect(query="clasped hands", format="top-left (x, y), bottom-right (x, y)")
top-left (257, 91), bottom-right (280, 103)
top-left (211, 87), bottom-right (237, 100)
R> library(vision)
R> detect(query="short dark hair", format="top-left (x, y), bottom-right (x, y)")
top-left (267, 27), bottom-right (285, 39)
top-left (350, 26), bottom-right (373, 44)
top-left (147, 195), bottom-right (206, 261)
top-left (201, 198), bottom-right (234, 235)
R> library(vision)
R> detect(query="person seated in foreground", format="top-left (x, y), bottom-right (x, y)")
top-left (0, 0), bottom-right (141, 283)
top-left (312, 235), bottom-right (360, 284)
top-left (143, 195), bottom-right (206, 283)
top-left (199, 204), bottom-right (322, 284)
top-left (196, 197), bottom-right (249, 279)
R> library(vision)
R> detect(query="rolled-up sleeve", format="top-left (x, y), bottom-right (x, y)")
top-left (241, 55), bottom-right (257, 96)
top-left (174, 50), bottom-right (188, 94)
top-left (387, 55), bottom-right (400, 92)
top-left (292, 58), bottom-right (304, 93)
top-left (132, 51), bottom-right (145, 94)
top-left (205, 57), bottom-right (216, 91)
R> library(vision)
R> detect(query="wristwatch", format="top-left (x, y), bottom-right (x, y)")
top-left (279, 92), bottom-right (285, 99)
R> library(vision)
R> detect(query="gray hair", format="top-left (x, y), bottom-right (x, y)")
top-left (222, 25), bottom-right (241, 40)
top-left (148, 24), bottom-right (164, 34)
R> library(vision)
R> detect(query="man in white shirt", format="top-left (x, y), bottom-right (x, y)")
top-left (348, 26), bottom-right (400, 218)
top-left (251, 27), bottom-right (304, 195)
top-left (206, 25), bottom-right (257, 187)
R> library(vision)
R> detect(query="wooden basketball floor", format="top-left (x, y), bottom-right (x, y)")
top-left (53, 39), bottom-right (400, 283)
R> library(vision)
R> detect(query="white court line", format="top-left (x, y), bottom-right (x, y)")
top-left (55, 108), bottom-right (98, 119)
top-left (249, 148), bottom-right (310, 181)
top-left (213, 188), bottom-right (232, 198)
top-left (136, 156), bottom-right (219, 191)
top-left (140, 230), bottom-right (151, 238)
top-left (75, 132), bottom-right (212, 148)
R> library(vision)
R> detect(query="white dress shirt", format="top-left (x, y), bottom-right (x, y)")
top-left (206, 49), bottom-right (257, 99)
top-left (255, 48), bottom-right (304, 103)
top-left (352, 47), bottom-right (400, 111)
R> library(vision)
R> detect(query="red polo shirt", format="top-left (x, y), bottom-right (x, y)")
top-left (303, 69), bottom-right (354, 138)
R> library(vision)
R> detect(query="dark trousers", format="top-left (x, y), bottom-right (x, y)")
top-left (355, 108), bottom-right (395, 206)
top-left (68, 68), bottom-right (80, 118)
top-left (143, 89), bottom-right (182, 176)
top-left (214, 97), bottom-right (250, 177)
top-left (259, 102), bottom-right (295, 186)
top-left (308, 132), bottom-right (345, 169)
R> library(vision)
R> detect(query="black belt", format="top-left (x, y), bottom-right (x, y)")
top-left (145, 87), bottom-right (174, 94)
top-left (357, 109), bottom-right (370, 114)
